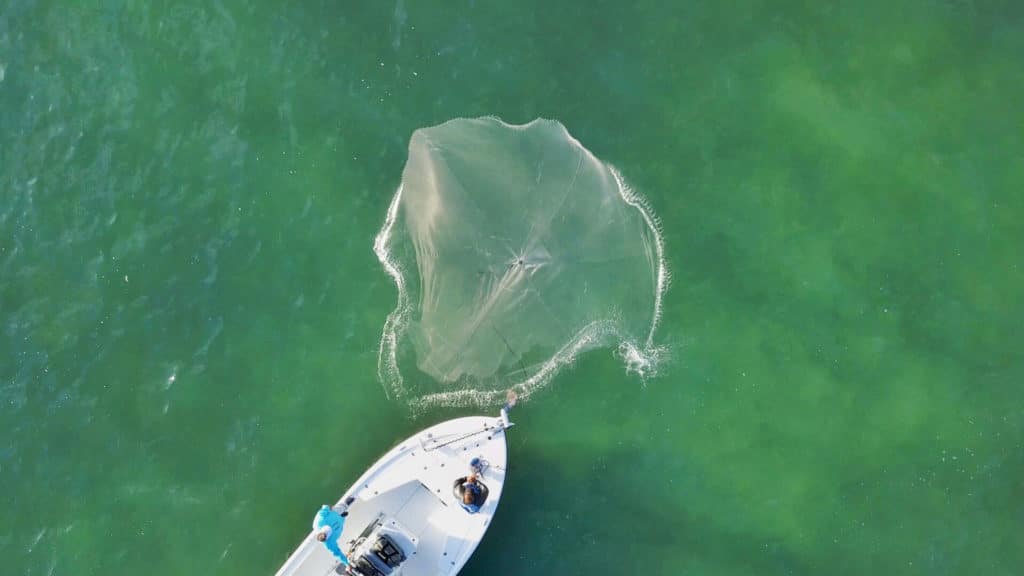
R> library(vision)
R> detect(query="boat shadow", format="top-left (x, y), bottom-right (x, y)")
top-left (460, 446), bottom-right (814, 576)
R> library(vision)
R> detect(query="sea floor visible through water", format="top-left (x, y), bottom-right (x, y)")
top-left (1, 1), bottom-right (1022, 575)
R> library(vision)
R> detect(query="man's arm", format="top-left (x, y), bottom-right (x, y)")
top-left (325, 539), bottom-right (349, 566)
top-left (313, 505), bottom-right (328, 530)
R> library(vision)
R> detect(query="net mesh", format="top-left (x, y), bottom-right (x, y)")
top-left (375, 117), bottom-right (668, 408)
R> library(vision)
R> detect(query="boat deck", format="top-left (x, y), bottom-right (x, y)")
top-left (275, 416), bottom-right (509, 576)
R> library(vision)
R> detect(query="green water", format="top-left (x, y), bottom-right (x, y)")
top-left (2, 1), bottom-right (1022, 574)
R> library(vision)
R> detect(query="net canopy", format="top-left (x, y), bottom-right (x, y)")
top-left (375, 118), bottom-right (667, 408)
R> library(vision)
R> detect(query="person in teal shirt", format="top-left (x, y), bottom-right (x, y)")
top-left (312, 504), bottom-right (349, 567)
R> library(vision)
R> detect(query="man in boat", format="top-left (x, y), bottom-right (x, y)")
top-left (313, 503), bottom-right (350, 567)
top-left (457, 390), bottom-right (516, 514)
top-left (459, 473), bottom-right (484, 514)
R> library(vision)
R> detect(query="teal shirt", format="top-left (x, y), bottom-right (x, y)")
top-left (312, 505), bottom-right (349, 565)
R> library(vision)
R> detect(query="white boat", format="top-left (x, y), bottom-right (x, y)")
top-left (275, 407), bottom-right (514, 576)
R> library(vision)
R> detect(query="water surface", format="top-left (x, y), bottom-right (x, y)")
top-left (1, 1), bottom-right (1022, 574)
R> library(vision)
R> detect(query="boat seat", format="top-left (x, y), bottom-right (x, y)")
top-left (372, 533), bottom-right (406, 568)
top-left (452, 477), bottom-right (489, 507)
top-left (350, 532), bottom-right (406, 576)
top-left (349, 556), bottom-right (385, 576)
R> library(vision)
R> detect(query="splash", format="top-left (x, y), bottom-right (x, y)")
top-left (375, 117), bottom-right (669, 408)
